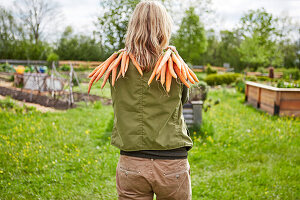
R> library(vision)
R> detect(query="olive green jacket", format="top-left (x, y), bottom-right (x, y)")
top-left (109, 60), bottom-right (193, 151)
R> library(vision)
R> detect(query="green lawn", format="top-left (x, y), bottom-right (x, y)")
top-left (0, 88), bottom-right (299, 199)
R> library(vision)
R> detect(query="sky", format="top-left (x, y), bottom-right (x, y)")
top-left (1, 0), bottom-right (299, 39)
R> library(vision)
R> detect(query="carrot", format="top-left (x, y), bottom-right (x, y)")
top-left (156, 71), bottom-right (161, 80)
top-left (171, 53), bottom-right (181, 71)
top-left (165, 67), bottom-right (172, 92)
top-left (111, 65), bottom-right (118, 86)
top-left (187, 67), bottom-right (199, 83)
top-left (148, 55), bottom-right (163, 85)
top-left (181, 62), bottom-right (187, 79)
top-left (117, 67), bottom-right (122, 80)
top-left (89, 53), bottom-right (118, 78)
top-left (156, 49), bottom-right (172, 75)
top-left (124, 55), bottom-right (129, 74)
top-left (129, 53), bottom-right (143, 76)
top-left (174, 63), bottom-right (190, 88)
top-left (88, 67), bottom-right (103, 94)
top-left (121, 51), bottom-right (127, 77)
top-left (160, 62), bottom-right (167, 85)
top-left (93, 53), bottom-right (118, 83)
top-left (100, 52), bottom-right (124, 88)
top-left (88, 62), bottom-right (104, 78)
top-left (186, 68), bottom-right (195, 84)
top-left (168, 57), bottom-right (177, 78)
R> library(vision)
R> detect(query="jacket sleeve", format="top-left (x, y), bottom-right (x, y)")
top-left (181, 84), bottom-right (189, 104)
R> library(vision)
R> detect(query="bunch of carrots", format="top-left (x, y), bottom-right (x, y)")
top-left (88, 47), bottom-right (199, 94)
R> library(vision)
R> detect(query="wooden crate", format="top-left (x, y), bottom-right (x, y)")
top-left (245, 81), bottom-right (300, 117)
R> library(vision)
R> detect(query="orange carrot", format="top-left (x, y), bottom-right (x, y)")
top-left (187, 68), bottom-right (195, 84)
top-left (187, 67), bottom-right (199, 82)
top-left (129, 53), bottom-right (143, 76)
top-left (156, 71), bottom-right (161, 80)
top-left (174, 63), bottom-right (190, 88)
top-left (160, 62), bottom-right (167, 85)
top-left (165, 67), bottom-right (172, 92)
top-left (88, 67), bottom-right (103, 94)
top-left (88, 62), bottom-right (104, 78)
top-left (181, 62), bottom-right (187, 79)
top-left (124, 55), bottom-right (129, 74)
top-left (121, 51), bottom-right (127, 77)
top-left (156, 49), bottom-right (172, 75)
top-left (148, 55), bottom-right (163, 85)
top-left (168, 57), bottom-right (177, 78)
top-left (93, 53), bottom-right (118, 83)
top-left (100, 52), bottom-right (124, 88)
top-left (117, 67), bottom-right (122, 80)
top-left (111, 65), bottom-right (117, 86)
top-left (171, 53), bottom-right (181, 71)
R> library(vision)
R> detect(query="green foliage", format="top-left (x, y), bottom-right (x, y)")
top-left (190, 80), bottom-right (208, 101)
top-left (95, 0), bottom-right (140, 51)
top-left (47, 52), bottom-right (59, 63)
top-left (204, 73), bottom-right (241, 86)
top-left (256, 67), bottom-right (267, 74)
top-left (281, 68), bottom-right (300, 80)
top-left (60, 64), bottom-right (70, 72)
top-left (55, 26), bottom-right (106, 61)
top-left (235, 77), bottom-right (245, 93)
top-left (238, 9), bottom-right (284, 69)
top-left (173, 7), bottom-right (207, 65)
top-left (205, 64), bottom-right (217, 74)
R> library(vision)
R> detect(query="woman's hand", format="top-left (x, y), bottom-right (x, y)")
top-left (165, 45), bottom-right (178, 54)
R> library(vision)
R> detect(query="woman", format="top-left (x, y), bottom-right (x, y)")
top-left (109, 1), bottom-right (193, 199)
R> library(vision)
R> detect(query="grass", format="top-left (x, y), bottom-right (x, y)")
top-left (0, 88), bottom-right (299, 199)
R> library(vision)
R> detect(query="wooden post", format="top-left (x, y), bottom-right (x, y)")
top-left (69, 64), bottom-right (74, 106)
top-left (191, 100), bottom-right (203, 126)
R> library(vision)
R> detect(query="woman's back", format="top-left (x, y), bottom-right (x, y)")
top-left (109, 59), bottom-right (193, 151)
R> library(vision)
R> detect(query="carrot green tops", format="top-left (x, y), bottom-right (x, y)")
top-left (109, 60), bottom-right (193, 151)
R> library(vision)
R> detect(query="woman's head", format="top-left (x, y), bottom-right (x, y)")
top-left (125, 0), bottom-right (173, 70)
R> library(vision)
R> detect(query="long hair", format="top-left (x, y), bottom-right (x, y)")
top-left (125, 0), bottom-right (173, 70)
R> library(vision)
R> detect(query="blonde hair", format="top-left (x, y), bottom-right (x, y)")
top-left (125, 0), bottom-right (173, 70)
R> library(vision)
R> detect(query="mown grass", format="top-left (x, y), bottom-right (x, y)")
top-left (0, 88), bottom-right (299, 199)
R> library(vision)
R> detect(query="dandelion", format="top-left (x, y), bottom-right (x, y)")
top-left (85, 130), bottom-right (90, 135)
top-left (0, 170), bottom-right (3, 174)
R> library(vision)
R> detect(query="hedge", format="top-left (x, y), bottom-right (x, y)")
top-left (204, 73), bottom-right (241, 86)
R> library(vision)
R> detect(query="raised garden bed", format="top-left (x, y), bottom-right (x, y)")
top-left (245, 81), bottom-right (300, 117)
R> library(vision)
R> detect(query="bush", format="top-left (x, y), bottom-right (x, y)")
top-left (256, 67), bottom-right (267, 74)
top-left (47, 52), bottom-right (59, 63)
top-left (235, 77), bottom-right (245, 93)
top-left (60, 64), bottom-right (70, 71)
top-left (190, 81), bottom-right (208, 101)
top-left (282, 68), bottom-right (300, 80)
top-left (204, 73), bottom-right (241, 86)
top-left (205, 64), bottom-right (217, 75)
top-left (245, 76), bottom-right (257, 82)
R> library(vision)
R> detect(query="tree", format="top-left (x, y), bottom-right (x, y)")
top-left (238, 8), bottom-right (284, 69)
top-left (14, 0), bottom-right (60, 44)
top-left (55, 26), bottom-right (105, 61)
top-left (173, 7), bottom-right (207, 65)
top-left (95, 0), bottom-right (140, 52)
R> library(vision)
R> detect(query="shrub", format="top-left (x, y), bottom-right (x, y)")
top-left (204, 73), bottom-right (241, 86)
top-left (256, 67), bottom-right (267, 74)
top-left (205, 64), bottom-right (217, 75)
top-left (60, 64), bottom-right (70, 71)
top-left (282, 68), bottom-right (300, 80)
top-left (47, 52), bottom-right (59, 63)
top-left (190, 81), bottom-right (208, 101)
top-left (235, 77), bottom-right (245, 93)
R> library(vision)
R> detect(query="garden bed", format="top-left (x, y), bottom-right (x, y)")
top-left (0, 86), bottom-right (111, 110)
top-left (245, 81), bottom-right (300, 116)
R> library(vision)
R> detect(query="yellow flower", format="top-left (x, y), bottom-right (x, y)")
top-left (0, 170), bottom-right (3, 174)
